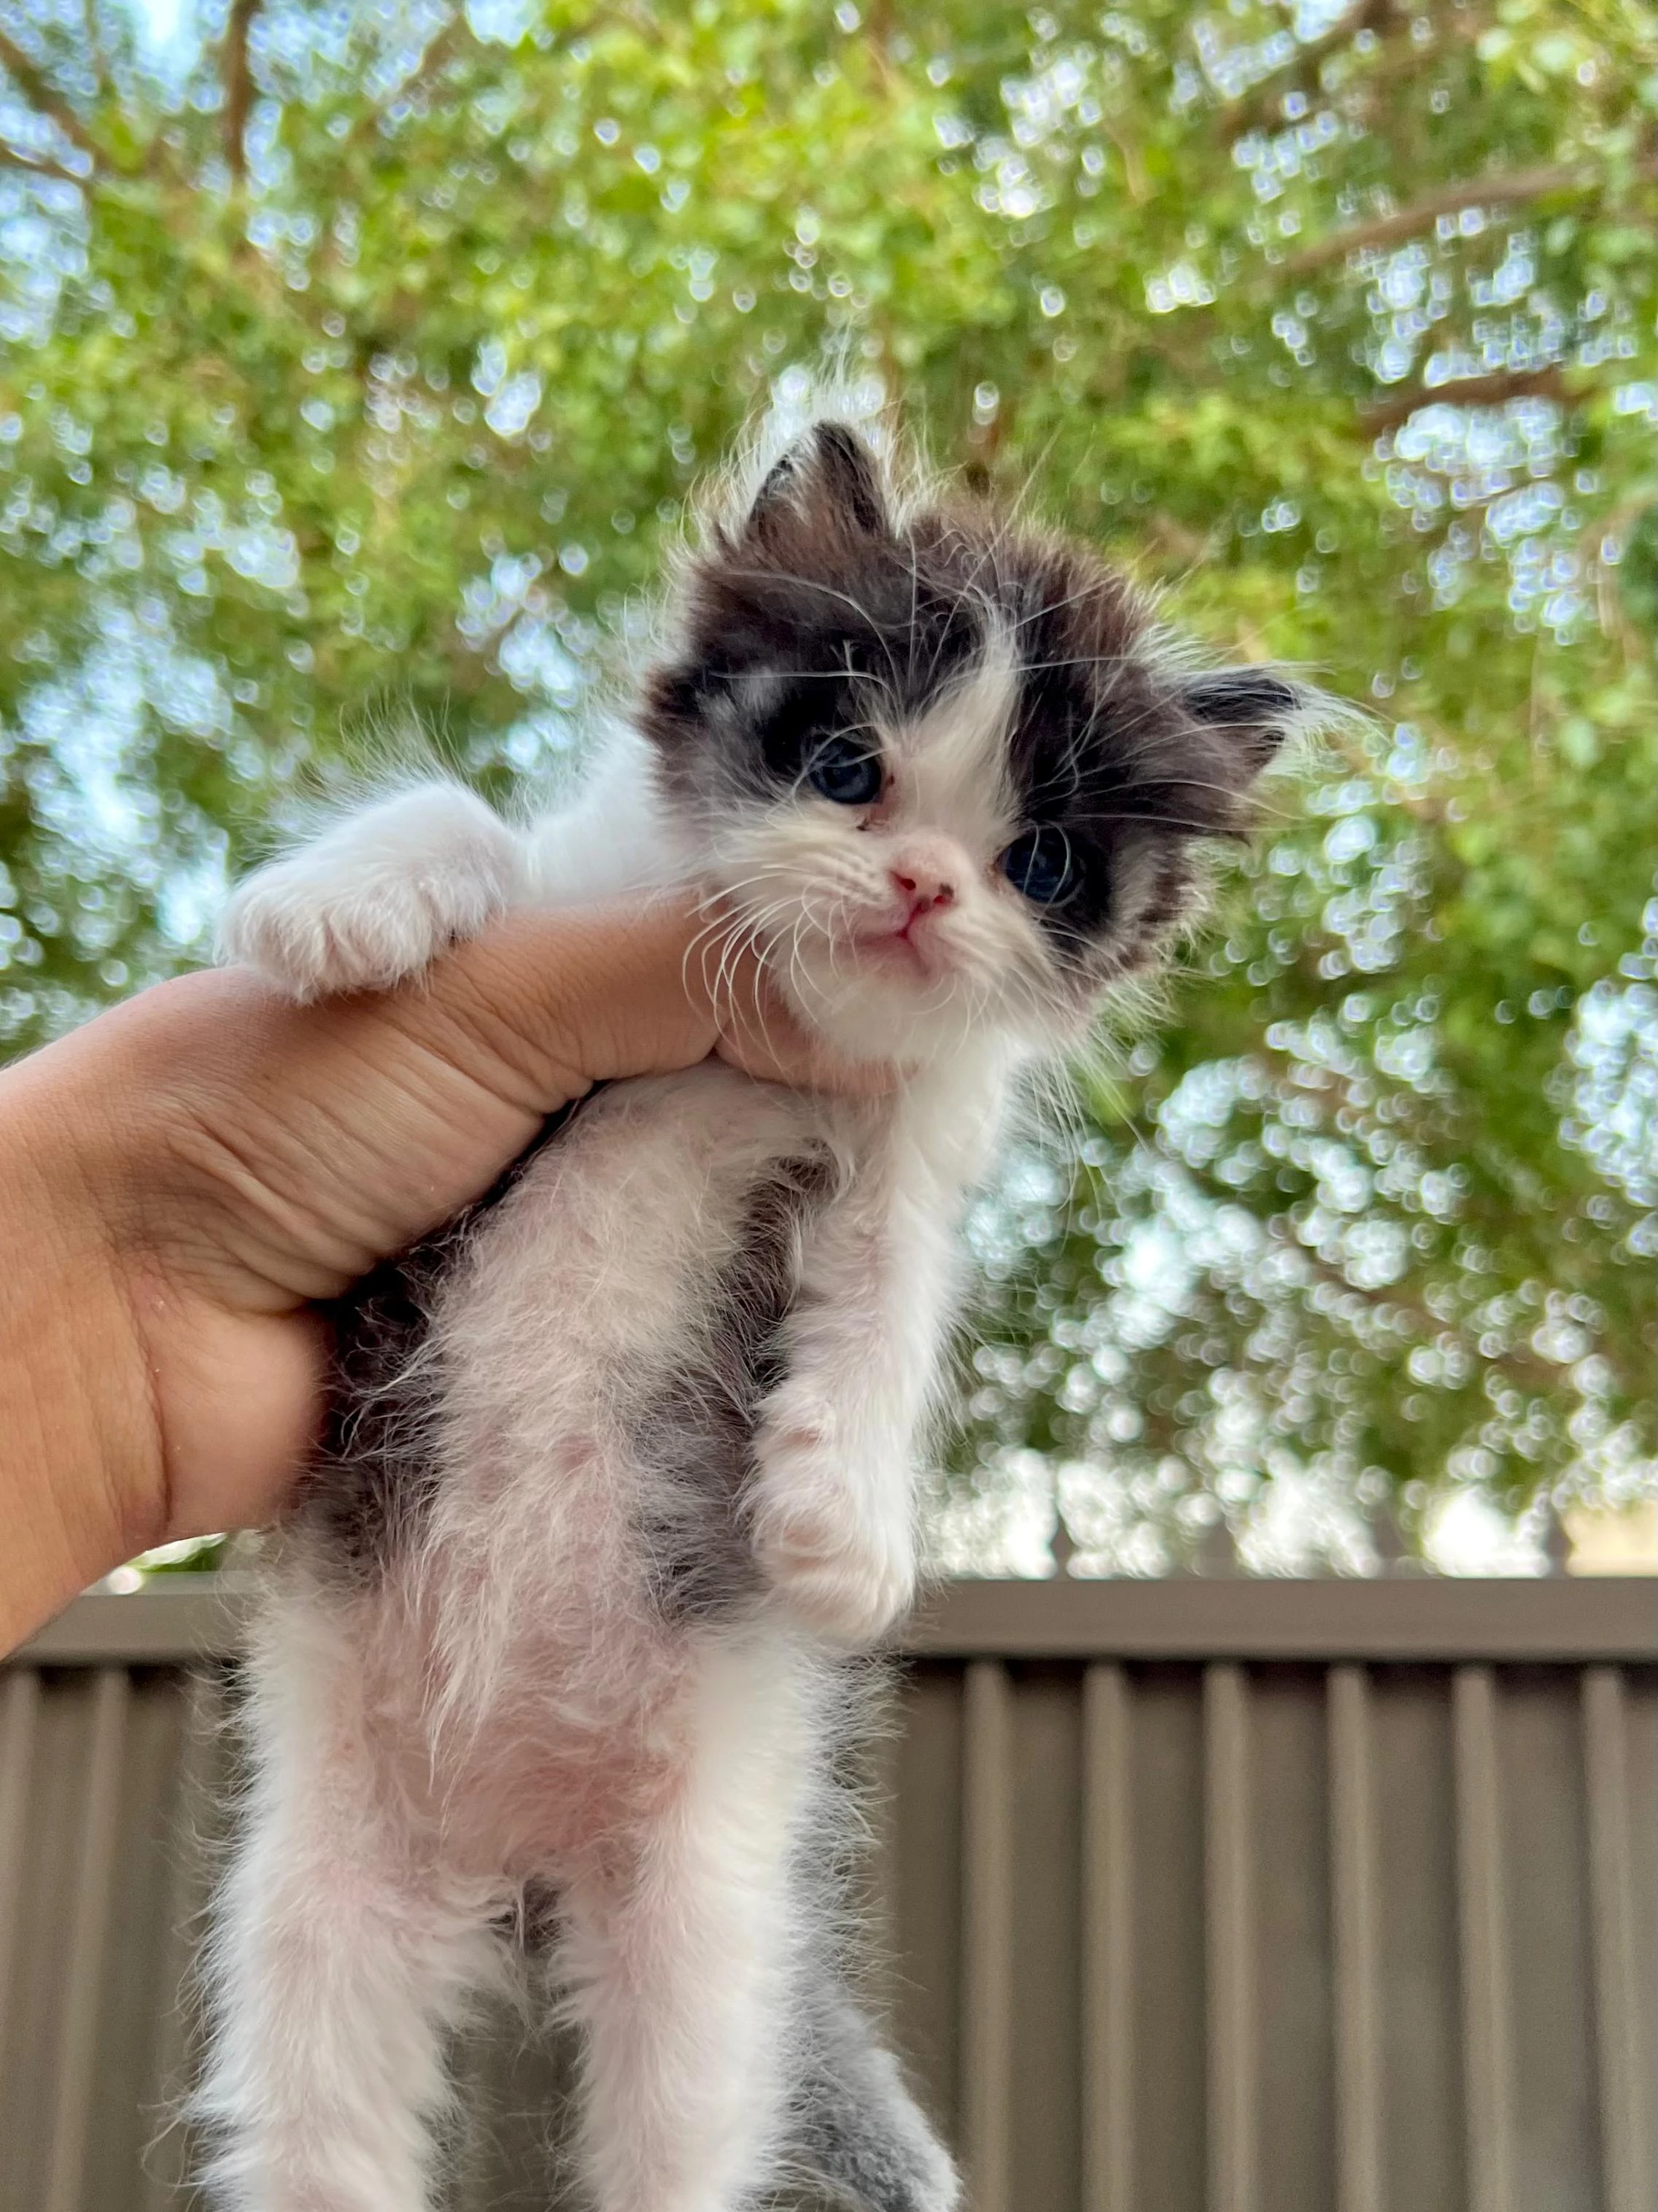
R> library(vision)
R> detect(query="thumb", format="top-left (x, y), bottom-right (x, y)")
top-left (413, 900), bottom-right (891, 1105)
top-left (390, 900), bottom-right (720, 1115)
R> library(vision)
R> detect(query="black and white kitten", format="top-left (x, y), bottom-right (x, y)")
top-left (201, 411), bottom-right (1308, 2212)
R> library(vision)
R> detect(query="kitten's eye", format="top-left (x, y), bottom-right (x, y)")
top-left (807, 733), bottom-right (883, 807)
top-left (1002, 826), bottom-right (1074, 905)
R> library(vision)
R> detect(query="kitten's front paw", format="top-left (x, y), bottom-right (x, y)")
top-left (218, 785), bottom-right (521, 1001)
top-left (751, 1427), bottom-right (915, 1645)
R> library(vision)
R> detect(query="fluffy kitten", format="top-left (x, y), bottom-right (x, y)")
top-left (200, 413), bottom-right (1308, 2212)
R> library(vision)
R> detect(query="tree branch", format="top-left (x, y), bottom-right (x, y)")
top-left (83, 0), bottom-right (112, 99)
top-left (1361, 364), bottom-right (1575, 436)
top-left (346, 15), bottom-right (466, 155)
top-left (1288, 167), bottom-right (1596, 273)
top-left (0, 136), bottom-right (80, 185)
top-left (222, 0), bottom-right (260, 182)
top-left (1216, 0), bottom-right (1394, 138)
top-left (0, 28), bottom-right (100, 169)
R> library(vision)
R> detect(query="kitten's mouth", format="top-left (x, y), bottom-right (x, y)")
top-left (848, 918), bottom-right (948, 979)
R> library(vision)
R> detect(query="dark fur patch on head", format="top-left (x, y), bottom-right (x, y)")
top-left (640, 421), bottom-right (1301, 973)
top-left (978, 527), bottom-right (1299, 966)
top-left (750, 419), bottom-right (888, 542)
top-left (643, 441), bottom-right (983, 816)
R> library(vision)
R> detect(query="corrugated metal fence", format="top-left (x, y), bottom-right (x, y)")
top-left (2, 1579), bottom-right (1653, 2211)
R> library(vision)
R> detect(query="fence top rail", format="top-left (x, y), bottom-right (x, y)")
top-left (9, 1575), bottom-right (1654, 1668)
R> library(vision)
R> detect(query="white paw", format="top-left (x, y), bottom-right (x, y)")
top-left (218, 784), bottom-right (521, 1001)
top-left (751, 1425), bottom-right (915, 1646)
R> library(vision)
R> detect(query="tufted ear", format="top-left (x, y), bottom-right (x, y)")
top-left (745, 420), bottom-right (888, 542)
top-left (1182, 668), bottom-right (1303, 771)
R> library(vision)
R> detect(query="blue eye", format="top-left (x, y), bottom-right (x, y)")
top-left (1002, 826), bottom-right (1074, 905)
top-left (807, 734), bottom-right (883, 807)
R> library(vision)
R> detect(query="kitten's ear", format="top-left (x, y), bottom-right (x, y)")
top-left (745, 421), bottom-right (888, 542)
top-left (1181, 669), bottom-right (1302, 773)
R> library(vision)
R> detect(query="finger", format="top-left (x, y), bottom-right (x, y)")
top-left (392, 900), bottom-right (718, 1111)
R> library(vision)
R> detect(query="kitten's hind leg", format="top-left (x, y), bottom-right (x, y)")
top-left (559, 1632), bottom-right (822, 2212)
top-left (786, 1979), bottom-right (960, 2212)
top-left (218, 779), bottom-right (525, 1000)
top-left (194, 1603), bottom-right (496, 2212)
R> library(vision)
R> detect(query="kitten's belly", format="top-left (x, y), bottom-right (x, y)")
top-left (317, 1062), bottom-right (843, 1787)
top-left (429, 1055), bottom-right (834, 1528)
top-left (348, 1592), bottom-right (799, 1881)
top-left (429, 1639), bottom-right (710, 1877)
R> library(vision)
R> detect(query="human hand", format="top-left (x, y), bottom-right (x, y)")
top-left (0, 900), bottom-right (883, 1650)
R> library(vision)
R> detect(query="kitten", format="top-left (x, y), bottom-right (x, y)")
top-left (200, 411), bottom-right (1309, 2212)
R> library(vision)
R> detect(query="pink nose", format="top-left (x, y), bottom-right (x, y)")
top-left (890, 862), bottom-right (956, 917)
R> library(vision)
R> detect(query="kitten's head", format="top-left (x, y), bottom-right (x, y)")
top-left (641, 419), bottom-right (1308, 1067)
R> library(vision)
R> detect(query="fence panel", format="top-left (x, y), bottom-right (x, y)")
top-left (4, 1579), bottom-right (1652, 2212)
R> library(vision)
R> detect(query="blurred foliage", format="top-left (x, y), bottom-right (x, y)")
top-left (0, 0), bottom-right (1651, 1571)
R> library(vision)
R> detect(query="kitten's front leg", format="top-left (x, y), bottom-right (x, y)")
top-left (219, 781), bottom-right (525, 1001)
top-left (750, 1182), bottom-right (958, 1645)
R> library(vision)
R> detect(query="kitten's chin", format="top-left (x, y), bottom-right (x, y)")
top-left (777, 954), bottom-right (1053, 1070)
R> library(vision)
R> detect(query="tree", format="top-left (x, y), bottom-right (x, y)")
top-left (0, 0), bottom-right (1651, 1569)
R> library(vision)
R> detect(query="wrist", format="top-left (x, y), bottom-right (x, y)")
top-left (0, 1067), bottom-right (162, 1651)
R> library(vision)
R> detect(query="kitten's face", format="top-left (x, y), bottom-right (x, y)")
top-left (643, 423), bottom-right (1300, 1066)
